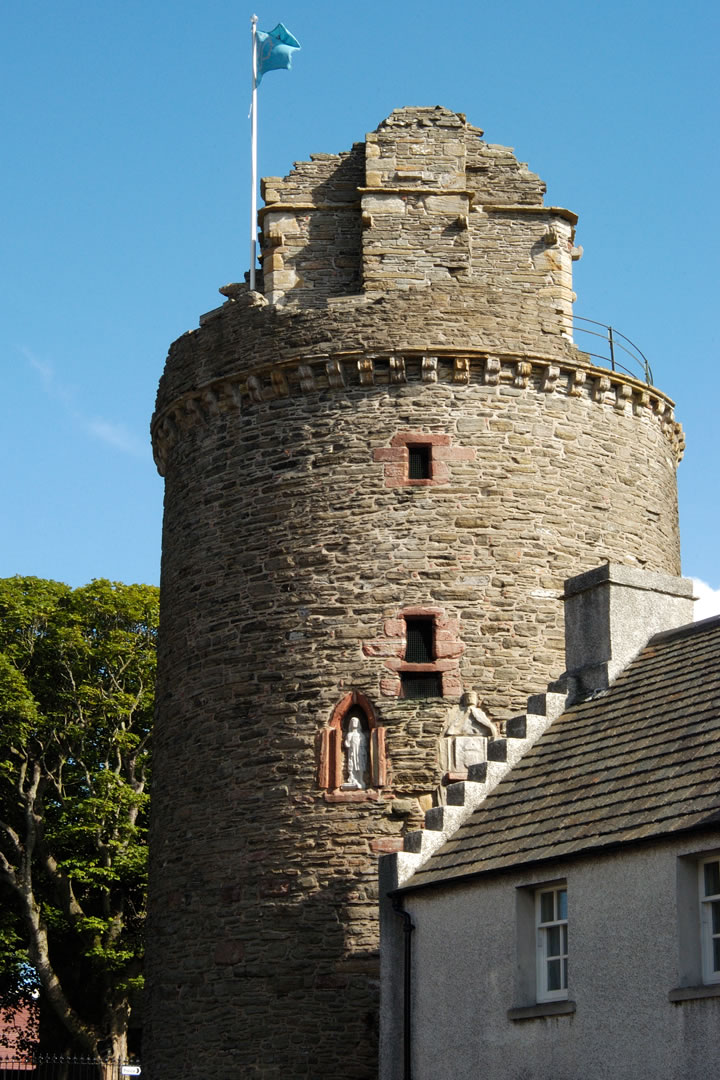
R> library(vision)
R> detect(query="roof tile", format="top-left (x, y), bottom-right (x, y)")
top-left (404, 616), bottom-right (720, 890)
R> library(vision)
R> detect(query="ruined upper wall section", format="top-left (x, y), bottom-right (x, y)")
top-left (259, 106), bottom-right (579, 335)
top-left (261, 142), bottom-right (365, 302)
top-left (366, 107), bottom-right (470, 190)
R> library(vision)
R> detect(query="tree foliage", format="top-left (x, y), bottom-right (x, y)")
top-left (0, 577), bottom-right (158, 1062)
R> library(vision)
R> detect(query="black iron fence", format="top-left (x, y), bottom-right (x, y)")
top-left (0, 1059), bottom-right (140, 1080)
top-left (573, 316), bottom-right (653, 385)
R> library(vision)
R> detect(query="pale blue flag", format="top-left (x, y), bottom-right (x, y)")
top-left (256, 23), bottom-right (301, 85)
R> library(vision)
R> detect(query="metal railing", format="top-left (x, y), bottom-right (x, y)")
top-left (573, 316), bottom-right (653, 385)
top-left (0, 1058), bottom-right (140, 1079)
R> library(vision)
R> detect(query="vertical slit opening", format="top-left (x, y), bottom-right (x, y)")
top-left (408, 445), bottom-right (431, 480)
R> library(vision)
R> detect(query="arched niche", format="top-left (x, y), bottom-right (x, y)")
top-left (318, 691), bottom-right (386, 796)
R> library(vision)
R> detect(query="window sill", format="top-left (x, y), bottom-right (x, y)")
top-left (668, 984), bottom-right (720, 1003)
top-left (508, 1000), bottom-right (576, 1022)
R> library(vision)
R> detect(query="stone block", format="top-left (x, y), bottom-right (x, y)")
top-left (424, 195), bottom-right (468, 214)
top-left (362, 195), bottom-right (406, 214)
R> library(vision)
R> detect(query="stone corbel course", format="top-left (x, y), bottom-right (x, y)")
top-left (151, 349), bottom-right (683, 476)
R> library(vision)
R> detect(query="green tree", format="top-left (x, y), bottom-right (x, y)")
top-left (0, 577), bottom-right (158, 1065)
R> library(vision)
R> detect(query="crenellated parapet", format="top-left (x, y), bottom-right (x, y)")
top-left (258, 106), bottom-right (579, 333)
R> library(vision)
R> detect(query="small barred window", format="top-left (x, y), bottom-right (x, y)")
top-left (399, 614), bottom-right (443, 698)
top-left (404, 617), bottom-right (434, 663)
top-left (408, 444), bottom-right (431, 480)
top-left (400, 672), bottom-right (443, 699)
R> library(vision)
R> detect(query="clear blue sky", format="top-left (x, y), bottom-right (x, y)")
top-left (2, 1), bottom-right (718, 601)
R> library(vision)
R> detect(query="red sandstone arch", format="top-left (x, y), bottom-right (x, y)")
top-left (318, 691), bottom-right (386, 793)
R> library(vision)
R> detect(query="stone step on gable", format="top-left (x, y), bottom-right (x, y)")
top-left (390, 689), bottom-right (567, 886)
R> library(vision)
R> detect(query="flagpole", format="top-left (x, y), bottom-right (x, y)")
top-left (250, 14), bottom-right (258, 291)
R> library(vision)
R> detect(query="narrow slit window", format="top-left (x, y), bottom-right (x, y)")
top-left (408, 444), bottom-right (431, 480)
top-left (405, 617), bottom-right (434, 663)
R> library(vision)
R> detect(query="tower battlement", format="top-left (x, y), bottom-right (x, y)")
top-left (258, 105), bottom-right (576, 324)
top-left (152, 106), bottom-right (683, 479)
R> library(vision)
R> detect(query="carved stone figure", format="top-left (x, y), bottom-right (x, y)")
top-left (445, 691), bottom-right (497, 738)
top-left (343, 716), bottom-right (369, 789)
top-left (440, 691), bottom-right (498, 778)
top-left (450, 736), bottom-right (486, 773)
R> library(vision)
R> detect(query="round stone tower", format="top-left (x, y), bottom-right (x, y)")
top-left (146, 107), bottom-right (683, 1079)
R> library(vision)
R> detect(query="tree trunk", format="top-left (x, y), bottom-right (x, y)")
top-left (97, 1003), bottom-right (130, 1077)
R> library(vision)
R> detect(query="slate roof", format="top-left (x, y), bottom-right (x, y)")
top-left (401, 615), bottom-right (720, 892)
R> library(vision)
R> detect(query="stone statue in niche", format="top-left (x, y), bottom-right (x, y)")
top-left (440, 691), bottom-right (498, 778)
top-left (342, 714), bottom-right (369, 790)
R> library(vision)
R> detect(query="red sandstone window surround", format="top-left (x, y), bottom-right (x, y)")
top-left (363, 607), bottom-right (464, 699)
top-left (372, 432), bottom-right (475, 487)
top-left (401, 616), bottom-right (442, 698)
top-left (318, 691), bottom-right (387, 802)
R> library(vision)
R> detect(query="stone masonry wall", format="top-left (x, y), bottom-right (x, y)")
top-left (146, 107), bottom-right (684, 1080)
top-left (148, 362), bottom-right (681, 1079)
top-left (259, 106), bottom-right (576, 330)
top-left (260, 141), bottom-right (365, 305)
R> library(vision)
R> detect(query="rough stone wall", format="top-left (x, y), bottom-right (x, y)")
top-left (146, 107), bottom-right (684, 1080)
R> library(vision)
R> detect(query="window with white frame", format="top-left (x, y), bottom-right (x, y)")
top-left (536, 885), bottom-right (568, 1001)
top-left (700, 856), bottom-right (720, 984)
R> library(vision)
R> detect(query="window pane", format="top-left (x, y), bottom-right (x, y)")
top-left (711, 901), bottom-right (720, 936)
top-left (713, 938), bottom-right (720, 974)
top-left (547, 959), bottom-right (561, 991)
top-left (562, 957), bottom-right (568, 989)
top-left (704, 860), bottom-right (720, 898)
top-left (546, 926), bottom-right (561, 957)
top-left (561, 925), bottom-right (568, 954)
top-left (557, 889), bottom-right (568, 921)
top-left (540, 892), bottom-right (554, 924)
